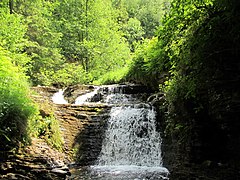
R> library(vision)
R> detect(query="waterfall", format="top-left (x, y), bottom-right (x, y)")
top-left (56, 84), bottom-right (168, 179)
top-left (75, 87), bottom-right (100, 105)
top-left (52, 89), bottom-right (68, 104)
top-left (87, 85), bottom-right (168, 178)
top-left (97, 105), bottom-right (162, 167)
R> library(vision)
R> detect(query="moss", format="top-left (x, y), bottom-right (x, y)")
top-left (29, 90), bottom-right (64, 151)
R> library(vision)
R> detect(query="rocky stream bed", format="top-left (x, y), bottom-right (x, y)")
top-left (1, 85), bottom-right (240, 180)
top-left (0, 138), bottom-right (70, 180)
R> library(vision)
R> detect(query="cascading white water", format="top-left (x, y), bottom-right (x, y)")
top-left (60, 84), bottom-right (168, 179)
top-left (97, 105), bottom-right (162, 167)
top-left (75, 87), bottom-right (100, 105)
top-left (91, 85), bottom-right (168, 179)
top-left (52, 89), bottom-right (68, 104)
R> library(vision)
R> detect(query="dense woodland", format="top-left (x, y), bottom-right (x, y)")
top-left (1, 0), bottom-right (240, 178)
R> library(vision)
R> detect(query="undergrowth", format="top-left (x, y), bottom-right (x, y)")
top-left (28, 90), bottom-right (64, 151)
top-left (94, 66), bottom-right (129, 85)
top-left (0, 47), bottom-right (37, 150)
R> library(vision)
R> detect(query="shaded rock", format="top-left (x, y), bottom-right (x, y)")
top-left (31, 86), bottom-right (58, 99)
top-left (1, 173), bottom-right (31, 180)
top-left (54, 103), bottom-right (111, 165)
top-left (51, 166), bottom-right (71, 176)
top-left (63, 85), bottom-right (95, 104)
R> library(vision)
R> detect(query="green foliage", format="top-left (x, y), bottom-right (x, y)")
top-left (126, 37), bottom-right (168, 89)
top-left (1, 0), bottom-right (169, 86)
top-left (126, 0), bottom-right (218, 93)
top-left (53, 0), bottom-right (87, 63)
top-left (0, 12), bottom-right (26, 52)
top-left (89, 0), bottom-right (130, 78)
top-left (0, 10), bottom-right (31, 70)
top-left (161, 2), bottom-right (207, 108)
top-left (42, 0), bottom-right (131, 83)
top-left (14, 0), bottom-right (64, 85)
top-left (52, 63), bottom-right (90, 86)
top-left (28, 114), bottom-right (63, 150)
top-left (121, 0), bottom-right (169, 38)
top-left (94, 66), bottom-right (129, 85)
top-left (0, 47), bottom-right (37, 150)
top-left (158, 0), bottom-right (239, 104)
top-left (122, 17), bottom-right (144, 51)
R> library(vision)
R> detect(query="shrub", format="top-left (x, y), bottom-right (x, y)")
top-left (46, 62), bottom-right (90, 86)
top-left (94, 66), bottom-right (129, 85)
top-left (29, 114), bottom-right (63, 150)
top-left (0, 48), bottom-right (37, 150)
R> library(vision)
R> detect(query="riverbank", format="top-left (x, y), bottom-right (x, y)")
top-left (0, 138), bottom-right (70, 179)
top-left (0, 86), bottom-right (70, 179)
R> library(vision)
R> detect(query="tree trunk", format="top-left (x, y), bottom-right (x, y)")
top-left (85, 0), bottom-right (89, 72)
top-left (9, 0), bottom-right (13, 14)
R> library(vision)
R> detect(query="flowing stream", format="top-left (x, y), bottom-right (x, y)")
top-left (52, 89), bottom-right (68, 104)
top-left (53, 85), bottom-right (169, 179)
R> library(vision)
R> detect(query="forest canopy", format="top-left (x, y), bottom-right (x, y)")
top-left (0, 0), bottom-right (168, 149)
top-left (0, 0), bottom-right (169, 86)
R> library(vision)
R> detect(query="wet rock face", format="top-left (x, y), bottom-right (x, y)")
top-left (1, 85), bottom-right (157, 179)
top-left (53, 84), bottom-right (155, 165)
top-left (31, 84), bottom-right (154, 166)
top-left (63, 85), bottom-right (95, 104)
top-left (0, 138), bottom-right (70, 180)
top-left (101, 84), bottom-right (154, 94)
top-left (0, 156), bottom-right (70, 180)
top-left (63, 84), bottom-right (154, 104)
top-left (54, 104), bottom-right (111, 165)
top-left (31, 86), bottom-right (59, 98)
top-left (31, 86), bottom-right (111, 165)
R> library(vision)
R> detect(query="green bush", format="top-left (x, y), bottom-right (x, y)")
top-left (52, 63), bottom-right (90, 86)
top-left (94, 66), bottom-right (129, 85)
top-left (0, 48), bottom-right (37, 150)
top-left (125, 38), bottom-right (168, 89)
top-left (29, 114), bottom-right (63, 150)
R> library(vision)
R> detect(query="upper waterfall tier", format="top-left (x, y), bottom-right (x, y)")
top-left (74, 84), bottom-right (153, 105)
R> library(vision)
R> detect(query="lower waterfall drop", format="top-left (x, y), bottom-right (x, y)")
top-left (90, 85), bottom-right (169, 179)
top-left (98, 105), bottom-right (162, 166)
top-left (67, 84), bottom-right (168, 179)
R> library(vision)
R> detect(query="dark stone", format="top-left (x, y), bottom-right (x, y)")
top-left (51, 167), bottom-right (71, 176)
top-left (63, 85), bottom-right (95, 104)
top-left (54, 103), bottom-right (111, 166)
top-left (39, 109), bottom-right (51, 117)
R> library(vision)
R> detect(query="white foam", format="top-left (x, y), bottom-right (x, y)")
top-left (91, 165), bottom-right (169, 174)
top-left (52, 89), bottom-right (68, 104)
top-left (75, 87), bottom-right (100, 105)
